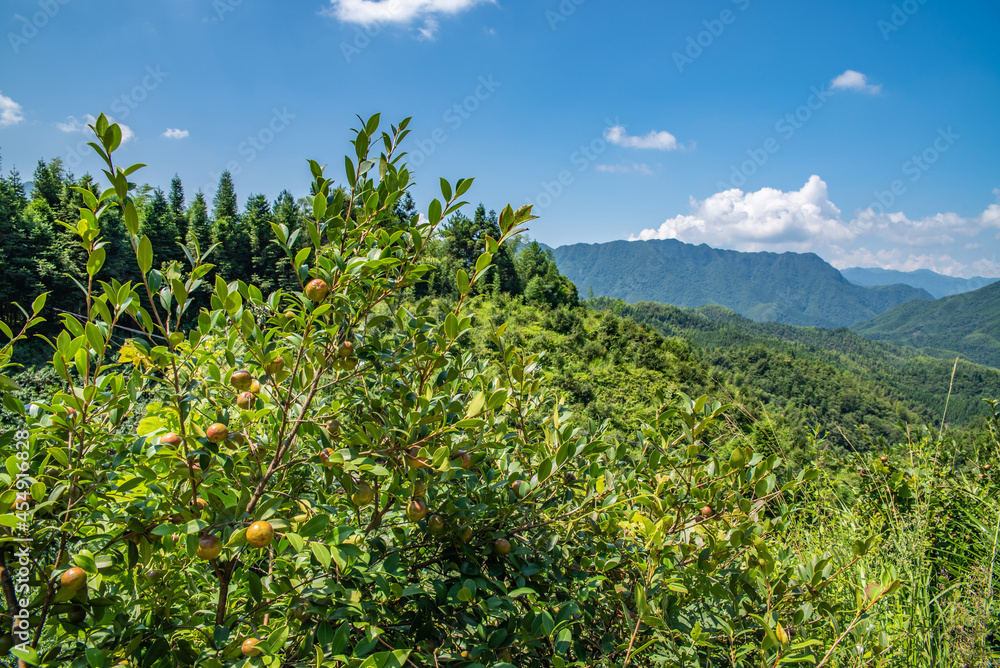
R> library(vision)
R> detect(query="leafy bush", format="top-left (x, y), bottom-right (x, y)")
top-left (0, 115), bottom-right (888, 667)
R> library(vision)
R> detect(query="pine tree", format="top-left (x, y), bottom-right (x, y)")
top-left (245, 193), bottom-right (280, 293)
top-left (168, 175), bottom-right (188, 254)
top-left (187, 192), bottom-right (211, 255)
top-left (31, 159), bottom-right (62, 209)
top-left (141, 187), bottom-right (181, 266)
top-left (272, 190), bottom-right (304, 291)
top-left (213, 170), bottom-right (238, 221)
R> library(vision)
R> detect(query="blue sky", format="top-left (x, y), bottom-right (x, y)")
top-left (1, 0), bottom-right (998, 276)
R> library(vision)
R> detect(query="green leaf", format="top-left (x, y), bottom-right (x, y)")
top-left (31, 291), bottom-right (48, 315)
top-left (311, 542), bottom-right (331, 570)
top-left (428, 199), bottom-right (442, 225)
top-left (0, 375), bottom-right (21, 392)
top-left (87, 247), bottom-right (106, 277)
top-left (444, 313), bottom-right (459, 340)
top-left (456, 269), bottom-right (470, 295)
top-left (138, 235), bottom-right (153, 274)
top-left (440, 177), bottom-right (453, 202)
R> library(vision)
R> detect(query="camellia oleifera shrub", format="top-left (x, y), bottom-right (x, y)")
top-left (0, 115), bottom-right (896, 667)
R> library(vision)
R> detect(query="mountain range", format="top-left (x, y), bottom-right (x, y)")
top-left (841, 267), bottom-right (999, 299)
top-left (551, 239), bottom-right (932, 329)
top-left (851, 280), bottom-right (1000, 369)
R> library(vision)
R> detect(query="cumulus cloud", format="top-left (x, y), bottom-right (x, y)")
top-left (324, 0), bottom-right (493, 37)
top-left (162, 128), bottom-right (189, 139)
top-left (830, 70), bottom-right (882, 94)
top-left (633, 177), bottom-right (1000, 277)
top-left (605, 125), bottom-right (683, 151)
top-left (58, 114), bottom-right (135, 143)
top-left (633, 175), bottom-right (852, 251)
top-left (596, 162), bottom-right (654, 175)
top-left (0, 92), bottom-right (25, 127)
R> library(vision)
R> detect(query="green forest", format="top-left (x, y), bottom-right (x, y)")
top-left (0, 115), bottom-right (997, 667)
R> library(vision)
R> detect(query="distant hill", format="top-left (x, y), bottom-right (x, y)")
top-left (841, 267), bottom-right (1000, 299)
top-left (551, 239), bottom-right (933, 328)
top-left (851, 280), bottom-right (1000, 369)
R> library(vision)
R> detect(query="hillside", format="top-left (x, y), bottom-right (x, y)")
top-left (842, 267), bottom-right (1000, 299)
top-left (552, 239), bottom-right (932, 328)
top-left (851, 280), bottom-right (1000, 369)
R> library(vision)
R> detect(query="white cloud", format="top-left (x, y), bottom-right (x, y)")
top-left (58, 114), bottom-right (134, 143)
top-left (162, 128), bottom-right (189, 139)
top-left (633, 175), bottom-right (852, 251)
top-left (633, 176), bottom-right (1000, 278)
top-left (596, 162), bottom-right (654, 175)
top-left (0, 92), bottom-right (25, 127)
top-left (830, 70), bottom-right (882, 94)
top-left (324, 0), bottom-right (493, 37)
top-left (605, 125), bottom-right (683, 151)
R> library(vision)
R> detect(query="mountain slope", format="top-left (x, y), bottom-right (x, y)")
top-left (841, 267), bottom-right (999, 299)
top-left (851, 280), bottom-right (1000, 369)
top-left (552, 239), bottom-right (932, 328)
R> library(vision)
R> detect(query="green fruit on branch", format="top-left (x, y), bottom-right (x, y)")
top-left (304, 278), bottom-right (329, 302)
top-left (351, 483), bottom-right (375, 507)
top-left (65, 606), bottom-right (86, 625)
top-left (0, 634), bottom-right (13, 653)
top-left (206, 423), bottom-right (229, 444)
top-left (60, 567), bottom-right (87, 592)
top-left (241, 638), bottom-right (262, 657)
top-left (427, 514), bottom-right (446, 534)
top-left (412, 480), bottom-right (427, 497)
top-left (493, 538), bottom-right (512, 556)
top-left (458, 525), bottom-right (473, 544)
top-left (405, 447), bottom-right (429, 469)
top-left (325, 419), bottom-right (341, 436)
top-left (249, 379), bottom-right (262, 394)
top-left (196, 534), bottom-right (223, 560)
top-left (292, 601), bottom-right (314, 623)
top-left (228, 432), bottom-right (247, 447)
top-left (230, 370), bottom-right (253, 392)
top-left (194, 497), bottom-right (209, 511)
top-left (264, 356), bottom-right (285, 376)
top-left (236, 392), bottom-right (254, 410)
top-left (406, 498), bottom-right (428, 522)
top-left (338, 341), bottom-right (354, 358)
top-left (246, 520), bottom-right (274, 548)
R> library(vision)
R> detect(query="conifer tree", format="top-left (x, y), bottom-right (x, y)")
top-left (187, 192), bottom-right (211, 254)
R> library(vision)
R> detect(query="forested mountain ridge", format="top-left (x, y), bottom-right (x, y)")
top-left (551, 238), bottom-right (932, 328)
top-left (842, 266), bottom-right (1000, 299)
top-left (851, 279), bottom-right (1000, 369)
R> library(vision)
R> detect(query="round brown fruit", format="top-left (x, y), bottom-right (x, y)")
top-left (61, 567), bottom-right (87, 592)
top-left (196, 534), bottom-right (223, 560)
top-left (265, 357), bottom-right (285, 376)
top-left (701, 506), bottom-right (715, 519)
top-left (494, 538), bottom-right (512, 556)
top-left (236, 392), bottom-right (254, 410)
top-left (230, 370), bottom-right (253, 392)
top-left (458, 525), bottom-right (474, 544)
top-left (318, 448), bottom-right (336, 466)
top-left (338, 341), bottom-right (354, 358)
top-left (405, 447), bottom-right (429, 469)
top-left (406, 498), bottom-right (428, 522)
top-left (304, 279), bottom-right (329, 303)
top-left (325, 419), bottom-right (341, 436)
top-left (453, 451), bottom-right (472, 469)
top-left (413, 480), bottom-right (427, 497)
top-left (351, 483), bottom-right (375, 507)
top-left (194, 497), bottom-right (209, 511)
top-left (292, 601), bottom-right (313, 623)
top-left (241, 638), bottom-right (262, 657)
top-left (249, 379), bottom-right (262, 394)
top-left (427, 514), bottom-right (445, 534)
top-left (229, 432), bottom-right (247, 446)
top-left (159, 432), bottom-right (183, 448)
top-left (246, 520), bottom-right (274, 548)
top-left (206, 423), bottom-right (229, 444)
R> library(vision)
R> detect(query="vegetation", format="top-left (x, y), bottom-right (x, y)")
top-left (551, 239), bottom-right (932, 328)
top-left (841, 267), bottom-right (999, 300)
top-left (852, 281), bottom-right (1000, 369)
top-left (0, 116), bottom-right (997, 667)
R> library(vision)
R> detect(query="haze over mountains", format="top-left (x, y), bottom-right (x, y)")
top-left (551, 239), bottom-right (932, 329)
top-left (841, 268), bottom-right (1000, 299)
